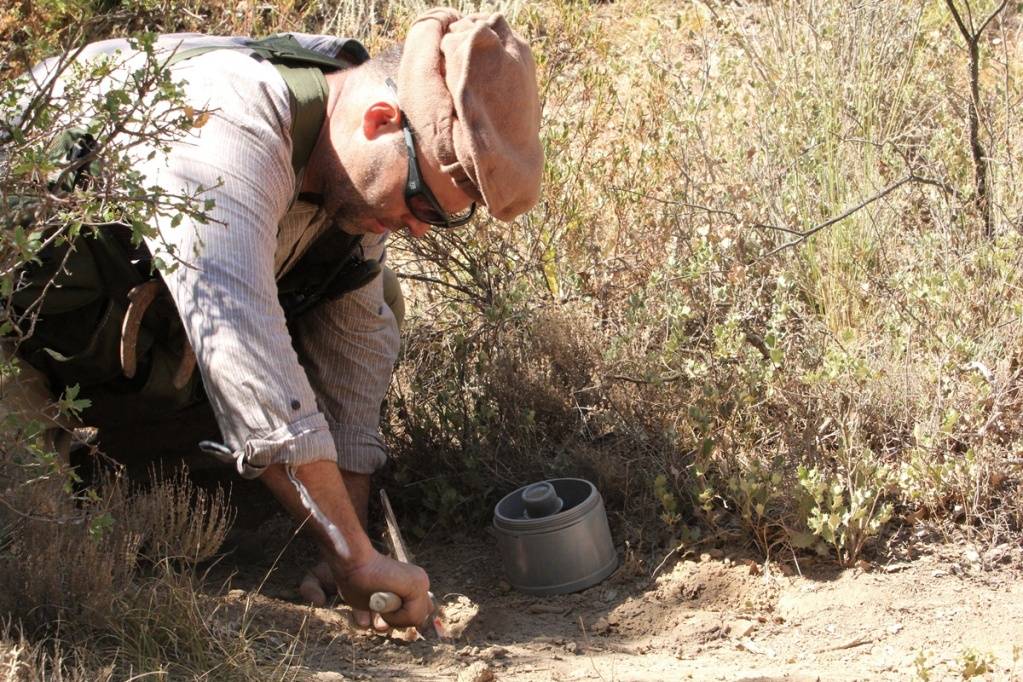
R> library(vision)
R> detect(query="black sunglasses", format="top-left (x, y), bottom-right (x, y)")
top-left (386, 78), bottom-right (476, 228)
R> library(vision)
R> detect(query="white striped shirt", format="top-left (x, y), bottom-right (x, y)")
top-left (29, 34), bottom-right (399, 473)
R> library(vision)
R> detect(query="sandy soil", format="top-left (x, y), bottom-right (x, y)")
top-left (206, 494), bottom-right (1023, 682)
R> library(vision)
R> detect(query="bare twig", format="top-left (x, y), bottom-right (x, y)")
top-left (608, 372), bottom-right (682, 385)
top-left (609, 187), bottom-right (806, 236)
top-left (615, 169), bottom-right (957, 258)
top-left (815, 632), bottom-right (874, 653)
top-left (976, 0), bottom-right (1009, 36)
top-left (944, 0), bottom-right (1009, 237)
top-left (396, 272), bottom-right (479, 300)
top-left (649, 544), bottom-right (681, 581)
top-left (760, 174), bottom-right (917, 257)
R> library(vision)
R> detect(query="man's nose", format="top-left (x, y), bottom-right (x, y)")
top-left (404, 216), bottom-right (431, 238)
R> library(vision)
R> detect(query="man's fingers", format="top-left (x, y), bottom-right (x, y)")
top-left (298, 559), bottom-right (339, 607)
top-left (351, 609), bottom-right (389, 633)
top-left (353, 609), bottom-right (373, 629)
top-left (310, 559), bottom-right (336, 590)
top-left (299, 572), bottom-right (327, 606)
top-left (378, 590), bottom-right (432, 630)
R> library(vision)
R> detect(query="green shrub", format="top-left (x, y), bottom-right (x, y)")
top-left (794, 461), bottom-right (894, 565)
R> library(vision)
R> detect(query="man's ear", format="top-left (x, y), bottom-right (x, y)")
top-left (362, 101), bottom-right (401, 140)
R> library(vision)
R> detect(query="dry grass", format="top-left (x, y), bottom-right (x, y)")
top-left (0, 437), bottom-right (277, 679)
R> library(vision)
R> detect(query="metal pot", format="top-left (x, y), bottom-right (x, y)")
top-left (492, 478), bottom-right (617, 595)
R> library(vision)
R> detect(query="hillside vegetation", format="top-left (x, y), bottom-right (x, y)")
top-left (1, 0), bottom-right (1021, 678)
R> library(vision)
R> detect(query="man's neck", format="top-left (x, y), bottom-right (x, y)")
top-left (300, 68), bottom-right (354, 195)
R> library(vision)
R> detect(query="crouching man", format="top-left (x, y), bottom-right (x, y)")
top-left (4, 8), bottom-right (542, 632)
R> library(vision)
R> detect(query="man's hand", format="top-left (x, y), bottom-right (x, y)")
top-left (328, 548), bottom-right (432, 629)
top-left (299, 556), bottom-right (430, 631)
top-left (296, 470), bottom-right (388, 629)
top-left (260, 460), bottom-right (432, 629)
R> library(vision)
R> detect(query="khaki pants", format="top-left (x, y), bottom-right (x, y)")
top-left (382, 266), bottom-right (405, 332)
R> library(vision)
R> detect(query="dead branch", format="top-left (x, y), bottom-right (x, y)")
top-left (944, 0), bottom-right (1009, 238)
top-left (760, 174), bottom-right (917, 257)
top-left (614, 169), bottom-right (956, 259)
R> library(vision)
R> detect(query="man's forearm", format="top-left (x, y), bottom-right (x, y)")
top-left (260, 460), bottom-right (375, 570)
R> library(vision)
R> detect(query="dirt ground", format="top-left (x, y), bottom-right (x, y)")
top-left (204, 484), bottom-right (1023, 682)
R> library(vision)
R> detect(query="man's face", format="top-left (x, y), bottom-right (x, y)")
top-left (320, 90), bottom-right (474, 239)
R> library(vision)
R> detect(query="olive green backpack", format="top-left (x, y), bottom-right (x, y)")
top-left (6, 34), bottom-right (380, 427)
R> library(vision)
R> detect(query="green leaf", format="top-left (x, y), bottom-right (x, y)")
top-left (88, 512), bottom-right (114, 539)
top-left (57, 385), bottom-right (91, 418)
top-left (788, 530), bottom-right (817, 549)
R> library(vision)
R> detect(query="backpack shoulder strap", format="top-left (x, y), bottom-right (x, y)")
top-left (274, 62), bottom-right (328, 183)
top-left (245, 34), bottom-right (369, 70)
top-left (166, 34), bottom-right (366, 72)
top-left (166, 34), bottom-right (369, 179)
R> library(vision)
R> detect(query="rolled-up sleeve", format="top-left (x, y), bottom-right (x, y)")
top-left (140, 50), bottom-right (336, 470)
top-left (291, 235), bottom-right (400, 474)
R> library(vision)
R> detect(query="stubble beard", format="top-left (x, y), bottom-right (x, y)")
top-left (320, 148), bottom-right (396, 236)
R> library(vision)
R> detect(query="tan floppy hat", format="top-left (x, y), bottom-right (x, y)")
top-left (396, 8), bottom-right (543, 221)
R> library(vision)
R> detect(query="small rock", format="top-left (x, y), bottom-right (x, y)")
top-left (699, 553), bottom-right (712, 563)
top-left (736, 637), bottom-right (775, 657)
top-left (482, 646), bottom-right (509, 660)
top-left (887, 623), bottom-right (903, 635)
top-left (964, 548), bottom-right (981, 564)
top-left (227, 589), bottom-right (245, 599)
top-left (442, 596), bottom-right (481, 639)
top-left (312, 674), bottom-right (346, 682)
top-left (456, 661), bottom-right (495, 682)
top-left (680, 582), bottom-right (703, 600)
top-left (727, 619), bottom-right (757, 639)
top-left (565, 641), bottom-right (579, 655)
top-left (391, 627), bottom-right (420, 642)
top-left (984, 544), bottom-right (1011, 564)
